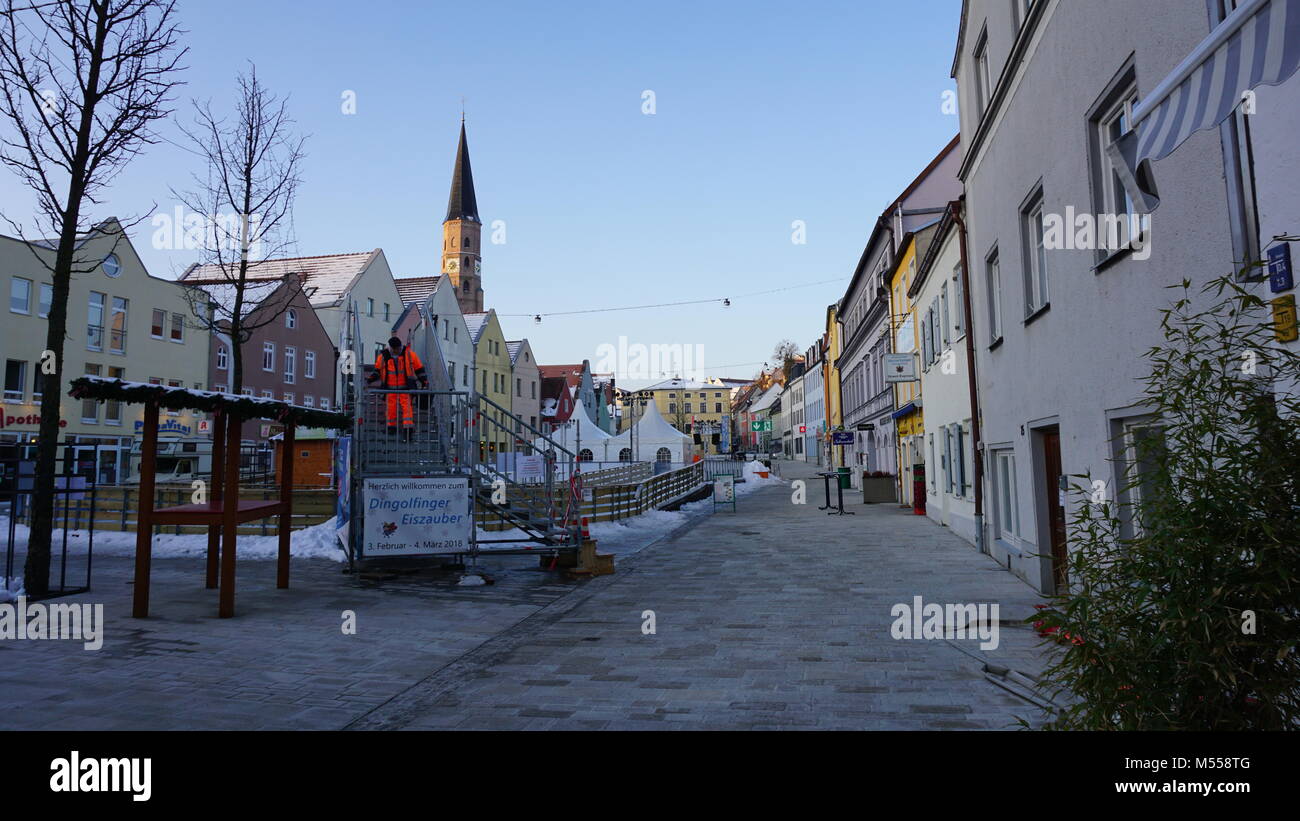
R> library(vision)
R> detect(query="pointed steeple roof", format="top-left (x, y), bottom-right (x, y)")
top-left (444, 120), bottom-right (480, 223)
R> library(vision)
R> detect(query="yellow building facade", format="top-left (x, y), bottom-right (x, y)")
top-left (889, 228), bottom-right (936, 506)
top-left (465, 310), bottom-right (514, 456)
top-left (641, 377), bottom-right (732, 456)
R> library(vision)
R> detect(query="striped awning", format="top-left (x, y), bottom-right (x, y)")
top-left (1108, 0), bottom-right (1300, 211)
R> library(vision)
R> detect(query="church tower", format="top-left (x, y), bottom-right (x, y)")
top-left (442, 119), bottom-right (483, 313)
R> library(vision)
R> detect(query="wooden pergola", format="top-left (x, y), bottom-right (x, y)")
top-left (68, 378), bottom-right (350, 618)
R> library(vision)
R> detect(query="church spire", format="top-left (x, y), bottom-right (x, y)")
top-left (444, 121), bottom-right (480, 224)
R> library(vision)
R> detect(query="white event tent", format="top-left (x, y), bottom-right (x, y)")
top-left (609, 399), bottom-right (693, 465)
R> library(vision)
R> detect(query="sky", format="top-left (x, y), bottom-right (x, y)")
top-left (0, 0), bottom-right (965, 389)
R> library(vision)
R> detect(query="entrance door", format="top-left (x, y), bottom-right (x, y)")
top-left (1042, 429), bottom-right (1069, 591)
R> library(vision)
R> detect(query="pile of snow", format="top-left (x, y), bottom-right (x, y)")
top-left (0, 575), bottom-right (23, 604)
top-left (0, 516), bottom-right (347, 562)
top-left (737, 460), bottom-right (785, 496)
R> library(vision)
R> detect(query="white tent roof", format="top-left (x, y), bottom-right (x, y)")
top-left (609, 400), bottom-right (693, 462)
top-left (533, 392), bottom-right (612, 454)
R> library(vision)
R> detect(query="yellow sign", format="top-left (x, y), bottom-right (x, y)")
top-left (1272, 295), bottom-right (1298, 342)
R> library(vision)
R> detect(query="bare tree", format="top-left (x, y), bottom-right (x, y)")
top-left (174, 66), bottom-right (306, 395)
top-left (0, 0), bottom-right (185, 595)
top-left (772, 339), bottom-right (799, 382)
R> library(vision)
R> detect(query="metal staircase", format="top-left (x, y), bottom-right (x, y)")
top-left (338, 297), bottom-right (585, 565)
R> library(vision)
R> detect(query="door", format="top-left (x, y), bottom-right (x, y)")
top-left (1042, 429), bottom-right (1069, 591)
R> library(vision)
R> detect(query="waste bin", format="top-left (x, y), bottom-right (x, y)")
top-left (836, 467), bottom-right (851, 490)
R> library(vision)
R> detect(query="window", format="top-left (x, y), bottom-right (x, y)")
top-left (482, 370), bottom-right (487, 392)
top-left (655, 447), bottom-right (671, 463)
top-left (940, 283), bottom-right (950, 348)
top-left (102, 253), bottom-right (121, 277)
top-left (578, 448), bottom-right (593, 462)
top-left (986, 247), bottom-right (1003, 342)
top-left (685, 403), bottom-right (692, 414)
top-left (619, 447), bottom-right (632, 462)
top-left (943, 427), bottom-right (953, 494)
top-left (304, 350), bottom-right (315, 379)
top-left (669, 403), bottom-right (677, 414)
top-left (715, 402), bottom-right (722, 413)
top-left (261, 389), bottom-right (273, 399)
top-left (243, 387), bottom-right (255, 396)
top-left (81, 364), bottom-right (102, 421)
top-left (110, 297), bottom-right (128, 353)
top-left (151, 309), bottom-right (166, 338)
top-left (516, 377), bottom-right (522, 397)
top-left (283, 392), bottom-right (294, 404)
top-left (463, 280), bottom-right (470, 293)
top-left (284, 346), bottom-right (296, 384)
top-left (286, 308), bottom-right (297, 329)
top-left (1013, 0), bottom-right (1037, 29)
top-left (106, 366), bottom-right (124, 424)
top-left (32, 364), bottom-right (42, 400)
top-left (973, 28), bottom-right (991, 119)
top-left (993, 449), bottom-right (1020, 540)
top-left (10, 277), bottom-right (31, 314)
top-left (4, 360), bottom-right (27, 402)
top-left (217, 346), bottom-right (229, 370)
top-left (367, 298), bottom-right (374, 317)
top-left (213, 385), bottom-right (227, 394)
top-left (1121, 421), bottom-right (1166, 534)
top-left (383, 303), bottom-right (390, 322)
top-left (302, 395), bottom-right (313, 408)
top-left (170, 312), bottom-right (184, 343)
top-left (167, 379), bottom-right (182, 416)
top-left (462, 364), bottom-right (468, 386)
top-left (530, 381), bottom-right (536, 399)
top-left (320, 398), bottom-right (330, 411)
top-left (1091, 71), bottom-right (1140, 256)
top-left (87, 292), bottom-right (105, 350)
top-left (928, 433), bottom-right (937, 491)
top-left (1021, 189), bottom-right (1049, 314)
top-left (38, 283), bottom-right (52, 318)
top-left (262, 341), bottom-right (275, 372)
top-left (953, 263), bottom-right (966, 339)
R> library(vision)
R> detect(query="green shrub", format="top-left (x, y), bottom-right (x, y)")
top-left (1033, 274), bottom-right (1300, 730)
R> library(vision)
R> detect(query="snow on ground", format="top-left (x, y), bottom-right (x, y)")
top-left (0, 467), bottom-right (787, 570)
top-left (0, 516), bottom-right (347, 563)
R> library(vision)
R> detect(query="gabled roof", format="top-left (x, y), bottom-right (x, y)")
top-left (506, 340), bottom-right (527, 365)
top-left (394, 275), bottom-right (442, 306)
top-left (444, 121), bottom-right (480, 223)
top-left (644, 377), bottom-right (714, 391)
top-left (463, 311), bottom-right (493, 344)
top-left (179, 251), bottom-right (380, 308)
top-left (538, 364), bottom-right (586, 389)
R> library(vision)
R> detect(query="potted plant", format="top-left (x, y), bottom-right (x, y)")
top-left (861, 470), bottom-right (895, 504)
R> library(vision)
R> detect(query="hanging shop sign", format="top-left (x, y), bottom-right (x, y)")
top-left (1271, 294), bottom-right (1298, 342)
top-left (1268, 243), bottom-right (1294, 293)
top-left (832, 431), bottom-right (854, 446)
top-left (362, 476), bottom-right (470, 556)
top-left (883, 353), bottom-right (918, 383)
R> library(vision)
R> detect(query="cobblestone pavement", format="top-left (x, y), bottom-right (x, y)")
top-left (2, 460), bottom-right (1057, 730)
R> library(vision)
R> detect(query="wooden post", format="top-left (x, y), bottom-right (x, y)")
top-left (132, 402), bottom-right (159, 618)
top-left (206, 408), bottom-right (225, 589)
top-left (277, 423), bottom-right (294, 589)
top-left (218, 414), bottom-right (241, 618)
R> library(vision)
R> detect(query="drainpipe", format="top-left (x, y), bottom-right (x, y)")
top-left (950, 199), bottom-right (986, 554)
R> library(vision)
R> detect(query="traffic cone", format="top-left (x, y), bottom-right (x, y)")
top-left (581, 517), bottom-right (591, 541)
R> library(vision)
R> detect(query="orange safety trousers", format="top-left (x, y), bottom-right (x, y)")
top-left (374, 348), bottom-right (423, 429)
top-left (386, 393), bottom-right (414, 428)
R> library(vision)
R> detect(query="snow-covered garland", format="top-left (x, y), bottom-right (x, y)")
top-left (68, 377), bottom-right (351, 431)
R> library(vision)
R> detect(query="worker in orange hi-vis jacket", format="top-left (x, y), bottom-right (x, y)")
top-left (367, 336), bottom-right (428, 439)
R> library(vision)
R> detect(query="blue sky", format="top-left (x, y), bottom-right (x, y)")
top-left (1, 0), bottom-right (964, 388)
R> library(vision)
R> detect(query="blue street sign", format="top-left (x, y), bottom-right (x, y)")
top-left (1268, 243), bottom-right (1293, 293)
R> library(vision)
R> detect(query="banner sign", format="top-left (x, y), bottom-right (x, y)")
top-left (713, 473), bottom-right (736, 513)
top-left (335, 436), bottom-right (351, 553)
top-left (884, 353), bottom-right (918, 383)
top-left (832, 431), bottom-right (854, 446)
top-left (720, 416), bottom-right (731, 452)
top-left (362, 476), bottom-right (470, 556)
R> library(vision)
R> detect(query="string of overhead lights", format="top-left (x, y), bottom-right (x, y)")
top-left (498, 276), bottom-right (849, 323)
